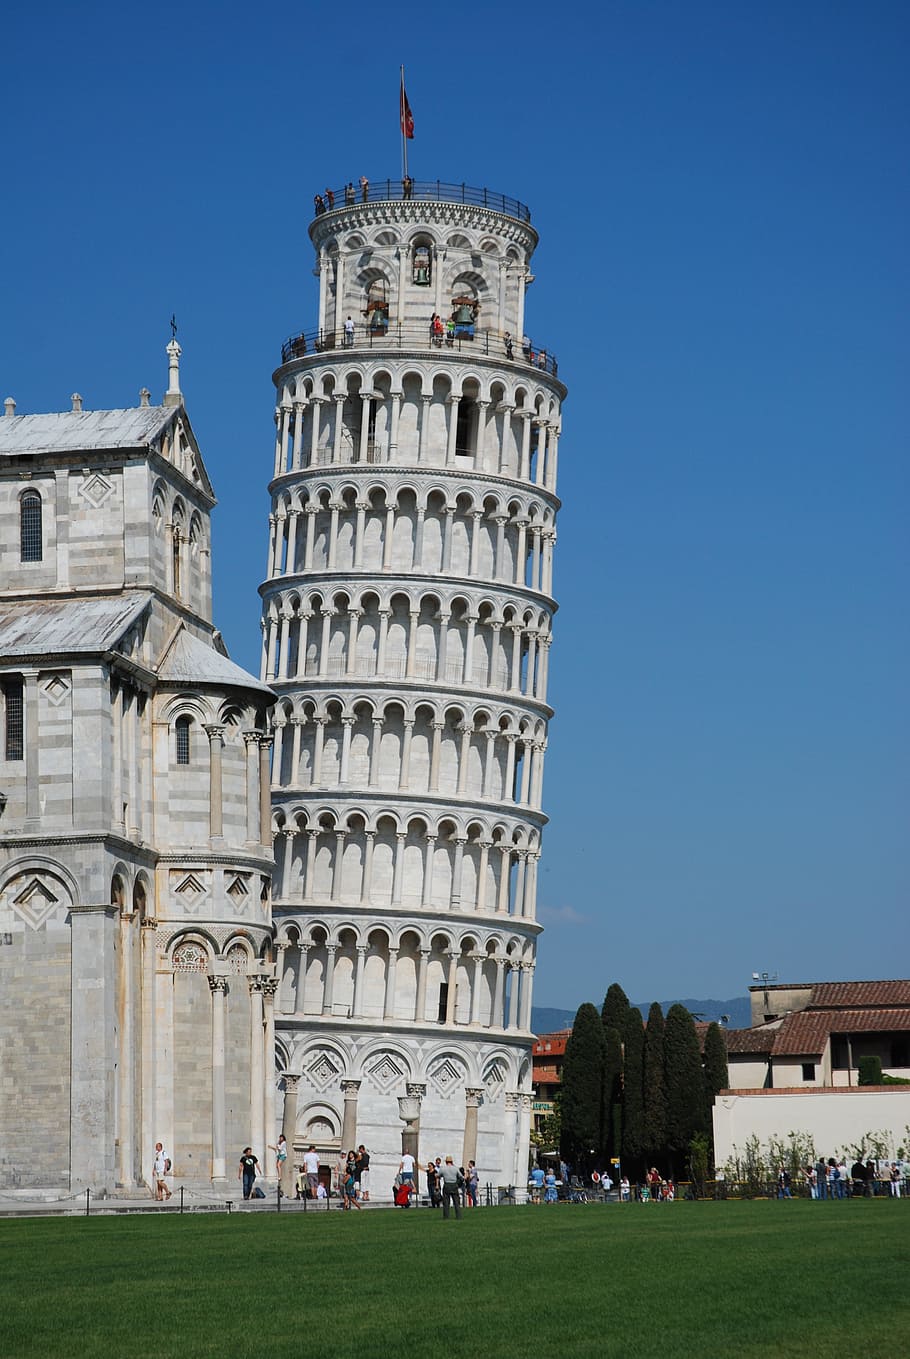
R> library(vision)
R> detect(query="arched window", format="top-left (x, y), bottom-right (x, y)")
top-left (412, 244), bottom-right (432, 286)
top-left (366, 279), bottom-right (389, 333)
top-left (20, 492), bottom-right (43, 563)
top-left (175, 715), bottom-right (192, 765)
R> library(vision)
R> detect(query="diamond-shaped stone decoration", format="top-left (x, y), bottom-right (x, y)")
top-left (10, 877), bottom-right (60, 930)
top-left (483, 1060), bottom-right (507, 1098)
top-left (78, 472), bottom-right (114, 507)
top-left (364, 1053), bottom-right (404, 1093)
top-left (428, 1057), bottom-right (466, 1098)
top-left (226, 875), bottom-right (250, 907)
top-left (42, 674), bottom-right (71, 706)
top-left (307, 1050), bottom-right (341, 1092)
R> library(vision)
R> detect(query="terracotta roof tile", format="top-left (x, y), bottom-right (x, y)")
top-left (807, 980), bottom-right (910, 1009)
top-left (771, 1007), bottom-right (910, 1056)
top-left (722, 1025), bottom-right (778, 1054)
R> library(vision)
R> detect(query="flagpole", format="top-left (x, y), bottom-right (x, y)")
top-left (400, 65), bottom-right (408, 181)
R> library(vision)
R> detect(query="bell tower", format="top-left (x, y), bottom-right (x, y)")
top-left (261, 176), bottom-right (564, 1187)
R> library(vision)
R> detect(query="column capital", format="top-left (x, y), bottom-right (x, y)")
top-left (464, 1087), bottom-right (484, 1108)
top-left (261, 977), bottom-right (279, 999)
top-left (356, 944), bottom-right (368, 958)
top-left (203, 723), bottom-right (225, 740)
top-left (207, 974), bottom-right (229, 995)
top-left (406, 1082), bottom-right (427, 1100)
top-left (282, 1072), bottom-right (301, 1093)
top-left (341, 1079), bottom-right (362, 1097)
top-left (248, 974), bottom-right (267, 995)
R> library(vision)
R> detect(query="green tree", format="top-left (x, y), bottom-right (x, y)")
top-left (664, 1003), bottom-right (707, 1176)
top-left (603, 1024), bottom-right (624, 1164)
top-left (643, 1002), bottom-right (666, 1166)
top-left (601, 982), bottom-right (631, 1035)
top-left (702, 1021), bottom-right (729, 1158)
top-left (858, 1055), bottom-right (883, 1085)
top-left (621, 1006), bottom-right (646, 1174)
top-left (559, 1002), bottom-right (606, 1171)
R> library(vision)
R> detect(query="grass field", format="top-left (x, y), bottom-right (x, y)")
top-left (2, 1200), bottom-right (908, 1358)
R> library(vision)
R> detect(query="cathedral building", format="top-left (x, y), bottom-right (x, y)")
top-left (263, 178), bottom-right (565, 1188)
top-left (0, 349), bottom-right (275, 1194)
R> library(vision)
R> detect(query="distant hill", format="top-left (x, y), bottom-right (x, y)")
top-left (531, 995), bottom-right (751, 1035)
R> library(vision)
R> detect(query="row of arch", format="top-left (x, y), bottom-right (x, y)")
top-left (267, 698), bottom-right (547, 811)
top-left (265, 486), bottom-right (556, 596)
top-left (270, 810), bottom-right (542, 919)
top-left (150, 476), bottom-right (209, 607)
top-left (260, 590), bottom-right (552, 704)
top-left (273, 921), bottom-right (536, 1032)
top-left (273, 368), bottom-right (560, 489)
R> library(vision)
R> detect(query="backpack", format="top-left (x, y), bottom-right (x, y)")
top-left (164, 1158), bottom-right (171, 1173)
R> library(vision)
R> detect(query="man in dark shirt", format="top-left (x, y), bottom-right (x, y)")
top-left (355, 1145), bottom-right (371, 1201)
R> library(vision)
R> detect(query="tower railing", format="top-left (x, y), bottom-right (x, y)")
top-left (280, 323), bottom-right (558, 379)
top-left (312, 179), bottom-right (531, 223)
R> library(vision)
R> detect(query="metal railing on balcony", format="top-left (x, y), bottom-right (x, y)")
top-left (312, 179), bottom-right (531, 223)
top-left (280, 322), bottom-right (558, 378)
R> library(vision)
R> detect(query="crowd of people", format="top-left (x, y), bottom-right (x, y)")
top-left (788, 1156), bottom-right (906, 1199)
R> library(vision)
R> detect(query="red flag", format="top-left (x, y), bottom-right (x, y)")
top-left (400, 73), bottom-right (415, 139)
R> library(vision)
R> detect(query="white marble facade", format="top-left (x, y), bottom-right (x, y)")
top-left (0, 368), bottom-right (275, 1194)
top-left (265, 184), bottom-right (566, 1189)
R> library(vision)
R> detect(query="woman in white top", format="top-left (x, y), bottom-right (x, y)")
top-left (269, 1133), bottom-right (288, 1178)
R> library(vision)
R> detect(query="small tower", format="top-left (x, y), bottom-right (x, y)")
top-left (260, 177), bottom-right (564, 1187)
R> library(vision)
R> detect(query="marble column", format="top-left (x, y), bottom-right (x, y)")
top-left (248, 976), bottom-right (266, 1167)
top-left (262, 977), bottom-right (279, 1178)
top-left (280, 1073), bottom-right (300, 1198)
top-left (340, 1079), bottom-right (361, 1152)
top-left (208, 974), bottom-right (229, 1184)
top-left (462, 1088), bottom-right (484, 1169)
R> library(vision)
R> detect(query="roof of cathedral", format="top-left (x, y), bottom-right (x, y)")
top-left (156, 624), bottom-right (273, 696)
top-left (0, 592), bottom-right (150, 656)
top-left (0, 406), bottom-right (173, 456)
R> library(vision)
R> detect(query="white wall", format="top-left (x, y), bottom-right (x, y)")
top-left (713, 1088), bottom-right (910, 1165)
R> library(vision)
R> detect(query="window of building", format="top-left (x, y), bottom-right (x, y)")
top-left (892, 1037), bottom-right (909, 1068)
top-left (801, 1063), bottom-right (816, 1082)
top-left (366, 279), bottom-right (389, 333)
top-left (3, 678), bottom-right (24, 761)
top-left (412, 244), bottom-right (431, 286)
top-left (20, 491), bottom-right (43, 562)
top-left (175, 715), bottom-right (192, 765)
top-left (437, 982), bottom-right (449, 1024)
top-left (455, 397), bottom-right (477, 457)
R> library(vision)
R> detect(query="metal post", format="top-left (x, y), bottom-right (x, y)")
top-left (180, 1186), bottom-right (185, 1214)
top-left (85, 1188), bottom-right (91, 1216)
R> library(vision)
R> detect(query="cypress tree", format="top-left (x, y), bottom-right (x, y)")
top-left (702, 1022), bottom-right (729, 1167)
top-left (559, 1002), bottom-right (606, 1172)
top-left (601, 982), bottom-right (631, 1035)
top-left (621, 1006), bottom-right (646, 1174)
top-left (664, 1003), bottom-right (706, 1176)
top-left (603, 1023), bottom-right (624, 1164)
top-left (642, 1001), bottom-right (666, 1166)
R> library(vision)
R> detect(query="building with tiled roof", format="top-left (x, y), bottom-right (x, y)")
top-left (713, 978), bottom-right (910, 1167)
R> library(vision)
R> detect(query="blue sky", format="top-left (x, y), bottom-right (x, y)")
top-left (3, 1), bottom-right (907, 1008)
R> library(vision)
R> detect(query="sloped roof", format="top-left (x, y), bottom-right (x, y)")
top-left (0, 593), bottom-right (150, 658)
top-left (772, 1007), bottom-right (910, 1057)
top-left (724, 1025), bottom-right (778, 1056)
top-left (157, 624), bottom-right (273, 696)
top-left (808, 981), bottom-right (910, 1010)
top-left (0, 407), bottom-right (173, 456)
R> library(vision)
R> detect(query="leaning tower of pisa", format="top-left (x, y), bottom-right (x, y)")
top-left (260, 176), bottom-right (564, 1191)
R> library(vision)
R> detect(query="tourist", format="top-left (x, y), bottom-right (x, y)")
top-left (837, 1159), bottom-right (849, 1199)
top-left (356, 1145), bottom-right (371, 1201)
top-left (445, 318), bottom-right (455, 347)
top-left (269, 1133), bottom-right (287, 1179)
top-left (620, 1175), bottom-right (631, 1201)
top-left (343, 316), bottom-right (355, 348)
top-left (439, 1156), bottom-right (463, 1219)
top-left (360, 175), bottom-right (369, 202)
top-left (426, 1160), bottom-right (440, 1207)
top-left (402, 174), bottom-right (413, 199)
top-left (238, 1146), bottom-right (259, 1200)
top-left (647, 1167), bottom-right (661, 1201)
top-left (465, 1160), bottom-right (479, 1207)
top-left (325, 187), bottom-right (335, 209)
top-left (153, 1142), bottom-right (172, 1201)
top-left (544, 1169), bottom-right (558, 1204)
top-left (890, 1163), bottom-right (902, 1197)
top-left (805, 1163), bottom-right (817, 1198)
top-left (335, 1151), bottom-right (348, 1203)
top-left (314, 194), bottom-right (325, 215)
top-left (815, 1157), bottom-right (828, 1200)
top-left (777, 1164), bottom-right (793, 1198)
top-left (503, 331), bottom-right (514, 360)
top-left (529, 1164), bottom-right (545, 1203)
top-left (344, 182), bottom-right (355, 205)
top-left (342, 1153), bottom-right (362, 1210)
top-left (399, 1149), bottom-right (416, 1187)
top-left (303, 1143), bottom-right (320, 1198)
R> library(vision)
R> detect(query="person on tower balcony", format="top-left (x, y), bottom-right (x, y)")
top-left (402, 174), bottom-right (413, 199)
top-left (344, 316), bottom-right (355, 347)
top-left (325, 186), bottom-right (335, 209)
top-left (345, 182), bottom-right (356, 205)
top-left (360, 175), bottom-right (369, 202)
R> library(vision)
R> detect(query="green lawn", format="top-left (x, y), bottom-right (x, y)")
top-left (2, 1200), bottom-right (908, 1358)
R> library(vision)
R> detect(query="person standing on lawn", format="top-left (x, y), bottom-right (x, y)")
top-left (238, 1147), bottom-right (259, 1200)
top-left (153, 1142), bottom-right (172, 1201)
top-left (439, 1156), bottom-right (463, 1219)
